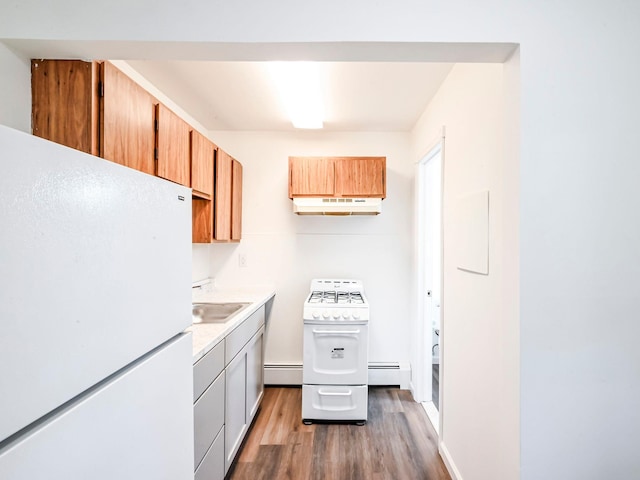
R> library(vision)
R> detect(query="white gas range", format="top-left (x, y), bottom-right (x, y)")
top-left (302, 279), bottom-right (369, 425)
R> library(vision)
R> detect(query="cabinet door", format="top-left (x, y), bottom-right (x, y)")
top-left (214, 149), bottom-right (233, 241)
top-left (194, 372), bottom-right (225, 470)
top-left (334, 157), bottom-right (386, 197)
top-left (31, 60), bottom-right (98, 155)
top-left (246, 326), bottom-right (265, 422)
top-left (191, 130), bottom-right (215, 199)
top-left (224, 349), bottom-right (247, 474)
top-left (156, 104), bottom-right (191, 186)
top-left (100, 62), bottom-right (156, 175)
top-left (289, 156), bottom-right (335, 197)
top-left (231, 159), bottom-right (243, 241)
top-left (195, 427), bottom-right (224, 480)
top-left (192, 198), bottom-right (213, 243)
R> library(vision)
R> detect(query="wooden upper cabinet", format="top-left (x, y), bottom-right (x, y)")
top-left (334, 157), bottom-right (386, 197)
top-left (100, 62), bottom-right (156, 176)
top-left (192, 198), bottom-right (213, 243)
top-left (289, 157), bottom-right (335, 198)
top-left (214, 149), bottom-right (233, 241)
top-left (32, 60), bottom-right (98, 155)
top-left (288, 156), bottom-right (386, 198)
top-left (31, 59), bottom-right (245, 244)
top-left (194, 149), bottom-right (243, 244)
top-left (156, 104), bottom-right (191, 187)
top-left (231, 159), bottom-right (243, 241)
top-left (31, 60), bottom-right (156, 175)
top-left (191, 130), bottom-right (215, 199)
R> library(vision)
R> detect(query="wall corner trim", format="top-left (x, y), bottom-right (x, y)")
top-left (440, 440), bottom-right (463, 480)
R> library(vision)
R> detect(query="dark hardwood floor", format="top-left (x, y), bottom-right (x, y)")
top-left (229, 387), bottom-right (451, 480)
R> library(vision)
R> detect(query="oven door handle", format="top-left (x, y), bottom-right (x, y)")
top-left (312, 329), bottom-right (361, 335)
top-left (318, 389), bottom-right (353, 396)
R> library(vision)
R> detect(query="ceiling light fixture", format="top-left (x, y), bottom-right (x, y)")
top-left (269, 62), bottom-right (324, 129)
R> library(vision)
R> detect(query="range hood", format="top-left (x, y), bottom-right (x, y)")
top-left (293, 197), bottom-right (382, 215)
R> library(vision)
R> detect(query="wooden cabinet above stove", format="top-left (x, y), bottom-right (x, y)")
top-left (288, 156), bottom-right (386, 199)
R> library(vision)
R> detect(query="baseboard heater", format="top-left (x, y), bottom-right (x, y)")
top-left (264, 363), bottom-right (303, 386)
top-left (264, 362), bottom-right (410, 389)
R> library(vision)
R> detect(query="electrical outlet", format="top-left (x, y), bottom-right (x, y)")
top-left (239, 253), bottom-right (248, 268)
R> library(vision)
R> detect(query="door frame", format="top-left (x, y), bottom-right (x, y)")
top-left (414, 129), bottom-right (445, 435)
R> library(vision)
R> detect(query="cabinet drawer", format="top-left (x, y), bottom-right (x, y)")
top-left (195, 426), bottom-right (224, 480)
top-left (225, 306), bottom-right (265, 365)
top-left (193, 339), bottom-right (225, 402)
top-left (194, 372), bottom-right (225, 470)
top-left (302, 384), bottom-right (368, 422)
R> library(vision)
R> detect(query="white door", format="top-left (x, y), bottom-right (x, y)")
top-left (416, 140), bottom-right (443, 417)
top-left (303, 324), bottom-right (369, 385)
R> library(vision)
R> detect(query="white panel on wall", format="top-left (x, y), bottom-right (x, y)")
top-left (456, 190), bottom-right (489, 275)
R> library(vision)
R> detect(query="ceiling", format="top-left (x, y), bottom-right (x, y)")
top-left (8, 39), bottom-right (518, 133)
top-left (125, 61), bottom-right (454, 132)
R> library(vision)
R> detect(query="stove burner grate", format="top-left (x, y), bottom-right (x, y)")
top-left (308, 290), bottom-right (364, 304)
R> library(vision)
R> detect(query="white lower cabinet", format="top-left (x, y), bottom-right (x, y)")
top-left (193, 339), bottom-right (225, 480)
top-left (194, 372), bottom-right (225, 469)
top-left (194, 305), bottom-right (266, 479)
top-left (195, 426), bottom-right (225, 480)
top-left (224, 323), bottom-right (265, 474)
top-left (246, 326), bottom-right (265, 421)
top-left (224, 343), bottom-right (248, 472)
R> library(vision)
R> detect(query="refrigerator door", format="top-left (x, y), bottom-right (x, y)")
top-left (0, 334), bottom-right (194, 480)
top-left (0, 126), bottom-right (192, 442)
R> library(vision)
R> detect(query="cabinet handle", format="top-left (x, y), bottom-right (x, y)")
top-left (318, 389), bottom-right (352, 396)
top-left (312, 329), bottom-right (360, 335)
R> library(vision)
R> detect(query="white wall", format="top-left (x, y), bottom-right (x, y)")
top-left (0, 43), bottom-right (31, 133)
top-left (516, 7), bottom-right (640, 478)
top-left (192, 245), bottom-right (210, 283)
top-left (206, 131), bottom-right (412, 366)
top-left (3, 1), bottom-right (640, 478)
top-left (411, 63), bottom-right (518, 480)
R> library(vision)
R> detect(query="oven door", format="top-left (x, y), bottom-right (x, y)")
top-left (303, 323), bottom-right (368, 385)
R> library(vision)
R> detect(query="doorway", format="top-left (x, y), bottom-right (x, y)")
top-left (417, 138), bottom-right (443, 431)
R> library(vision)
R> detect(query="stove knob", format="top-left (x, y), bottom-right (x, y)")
top-left (332, 311), bottom-right (341, 319)
top-left (353, 311), bottom-right (361, 320)
top-left (322, 310), bottom-right (330, 319)
top-left (312, 311), bottom-right (320, 319)
top-left (342, 311), bottom-right (350, 319)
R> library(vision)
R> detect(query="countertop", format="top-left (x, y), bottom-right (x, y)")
top-left (188, 284), bottom-right (275, 363)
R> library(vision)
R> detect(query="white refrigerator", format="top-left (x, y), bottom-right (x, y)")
top-left (0, 125), bottom-right (194, 479)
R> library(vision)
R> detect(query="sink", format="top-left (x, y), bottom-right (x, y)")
top-left (192, 302), bottom-right (251, 324)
